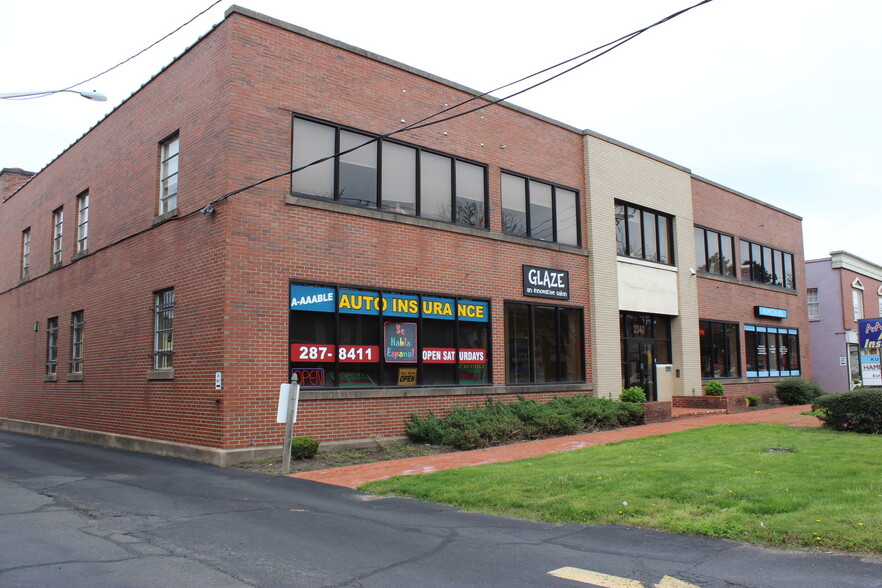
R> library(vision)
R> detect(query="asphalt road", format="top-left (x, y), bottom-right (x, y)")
top-left (1, 430), bottom-right (880, 588)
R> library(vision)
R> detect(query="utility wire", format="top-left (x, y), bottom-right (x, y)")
top-left (206, 0), bottom-right (714, 208)
top-left (10, 0), bottom-right (224, 100)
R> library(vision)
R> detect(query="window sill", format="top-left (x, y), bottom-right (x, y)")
top-left (48, 262), bottom-right (63, 272)
top-left (72, 251), bottom-right (89, 261)
top-left (147, 369), bottom-right (174, 380)
top-left (66, 373), bottom-right (83, 382)
top-left (152, 208), bottom-right (179, 225)
top-left (43, 374), bottom-right (57, 383)
top-left (616, 256), bottom-right (677, 272)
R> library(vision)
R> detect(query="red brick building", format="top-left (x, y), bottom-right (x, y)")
top-left (0, 7), bottom-right (810, 464)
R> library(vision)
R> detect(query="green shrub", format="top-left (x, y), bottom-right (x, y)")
top-left (290, 437), bottom-right (320, 460)
top-left (776, 378), bottom-right (825, 405)
top-left (813, 388), bottom-right (882, 434)
top-left (620, 386), bottom-right (646, 403)
top-left (403, 394), bottom-right (644, 450)
top-left (704, 380), bottom-right (725, 396)
top-left (746, 395), bottom-right (761, 407)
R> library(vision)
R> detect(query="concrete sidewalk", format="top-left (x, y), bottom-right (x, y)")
top-left (290, 405), bottom-right (820, 488)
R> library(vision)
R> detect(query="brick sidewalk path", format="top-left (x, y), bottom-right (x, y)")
top-left (290, 405), bottom-right (820, 488)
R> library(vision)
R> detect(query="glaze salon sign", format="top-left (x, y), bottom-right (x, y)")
top-left (523, 265), bottom-right (570, 300)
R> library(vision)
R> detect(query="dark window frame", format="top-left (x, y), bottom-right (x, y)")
top-left (70, 311), bottom-right (85, 374)
top-left (504, 301), bottom-right (585, 385)
top-left (699, 319), bottom-right (740, 379)
top-left (739, 238), bottom-right (795, 290)
top-left (291, 115), bottom-right (489, 229)
top-left (615, 201), bottom-right (674, 265)
top-left (500, 170), bottom-right (581, 246)
top-left (694, 226), bottom-right (736, 277)
top-left (46, 317), bottom-right (59, 376)
top-left (153, 289), bottom-right (174, 370)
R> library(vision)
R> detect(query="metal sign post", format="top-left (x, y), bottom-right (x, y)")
top-left (280, 373), bottom-right (300, 473)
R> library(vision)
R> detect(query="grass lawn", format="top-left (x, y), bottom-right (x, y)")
top-left (361, 424), bottom-right (882, 554)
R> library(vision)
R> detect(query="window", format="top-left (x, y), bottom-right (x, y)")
top-left (615, 201), bottom-right (673, 264)
top-left (500, 172), bottom-right (579, 245)
top-left (70, 311), bottom-right (84, 374)
top-left (159, 134), bottom-right (179, 215)
top-left (739, 239), bottom-right (795, 289)
top-left (504, 302), bottom-right (584, 384)
top-left (76, 192), bottom-right (89, 254)
top-left (852, 288), bottom-right (864, 321)
top-left (21, 228), bottom-right (30, 280)
top-left (153, 289), bottom-right (174, 369)
top-left (699, 320), bottom-right (740, 378)
top-left (807, 288), bottom-right (820, 319)
top-left (51, 207), bottom-right (63, 266)
top-left (291, 116), bottom-right (488, 228)
top-left (694, 226), bottom-right (735, 277)
top-left (46, 317), bottom-right (59, 376)
top-left (289, 285), bottom-right (489, 388)
top-left (745, 325), bottom-right (800, 377)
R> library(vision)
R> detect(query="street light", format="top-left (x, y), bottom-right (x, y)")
top-left (0, 89), bottom-right (107, 101)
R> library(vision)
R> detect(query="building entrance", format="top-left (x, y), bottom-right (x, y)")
top-left (620, 313), bottom-right (672, 402)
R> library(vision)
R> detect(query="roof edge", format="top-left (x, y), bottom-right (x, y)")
top-left (692, 174), bottom-right (802, 221)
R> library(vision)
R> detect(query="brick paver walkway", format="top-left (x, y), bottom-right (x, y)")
top-left (290, 405), bottom-right (820, 488)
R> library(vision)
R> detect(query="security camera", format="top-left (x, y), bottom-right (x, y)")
top-left (689, 268), bottom-right (696, 276)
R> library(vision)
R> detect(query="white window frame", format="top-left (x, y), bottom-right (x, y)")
top-left (853, 288), bottom-right (864, 321)
top-left (46, 317), bottom-right (59, 376)
top-left (51, 207), bottom-right (63, 265)
top-left (76, 192), bottom-right (89, 254)
top-left (159, 134), bottom-right (179, 215)
top-left (807, 288), bottom-right (819, 319)
top-left (70, 311), bottom-right (85, 374)
top-left (21, 228), bottom-right (30, 280)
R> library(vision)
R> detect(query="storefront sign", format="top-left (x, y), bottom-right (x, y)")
top-left (384, 322), bottom-right (417, 362)
top-left (755, 306), bottom-right (787, 319)
top-left (290, 344), bottom-right (379, 363)
top-left (860, 353), bottom-right (882, 386)
top-left (398, 368), bottom-right (417, 385)
top-left (523, 265), bottom-right (569, 300)
top-left (292, 367), bottom-right (326, 387)
top-left (858, 318), bottom-right (882, 349)
top-left (290, 285), bottom-right (335, 312)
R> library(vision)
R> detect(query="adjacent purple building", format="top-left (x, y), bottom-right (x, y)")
top-left (805, 251), bottom-right (882, 393)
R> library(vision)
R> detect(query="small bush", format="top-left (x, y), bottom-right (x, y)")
top-left (705, 381), bottom-right (725, 396)
top-left (620, 386), bottom-right (646, 403)
top-left (403, 394), bottom-right (644, 450)
top-left (291, 437), bottom-right (320, 460)
top-left (746, 395), bottom-right (761, 407)
top-left (813, 388), bottom-right (882, 434)
top-left (776, 378), bottom-right (825, 405)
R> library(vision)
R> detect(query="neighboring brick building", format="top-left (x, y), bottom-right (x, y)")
top-left (0, 6), bottom-right (810, 464)
top-left (806, 251), bottom-right (882, 393)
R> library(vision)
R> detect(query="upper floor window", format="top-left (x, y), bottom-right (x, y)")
top-left (76, 192), bottom-right (89, 254)
top-left (694, 226), bottom-right (735, 277)
top-left (70, 311), bottom-right (85, 374)
top-left (51, 207), bottom-right (63, 266)
top-left (159, 134), bottom-right (179, 215)
top-left (501, 172), bottom-right (579, 246)
top-left (739, 239), bottom-right (795, 289)
top-left (21, 228), bottom-right (30, 280)
top-left (615, 201), bottom-right (673, 264)
top-left (807, 288), bottom-right (820, 319)
top-left (291, 116), bottom-right (487, 228)
top-left (153, 289), bottom-right (174, 370)
top-left (853, 287), bottom-right (864, 321)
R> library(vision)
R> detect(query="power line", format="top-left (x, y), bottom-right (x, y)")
top-left (11, 0), bottom-right (224, 100)
top-left (207, 0), bottom-right (715, 207)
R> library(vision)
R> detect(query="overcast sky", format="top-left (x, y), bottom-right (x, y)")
top-left (2, 0), bottom-right (879, 262)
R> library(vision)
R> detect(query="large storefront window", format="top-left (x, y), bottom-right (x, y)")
top-left (699, 320), bottom-right (740, 378)
top-left (289, 285), bottom-right (489, 388)
top-left (744, 325), bottom-right (800, 378)
top-left (504, 302), bottom-right (584, 384)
